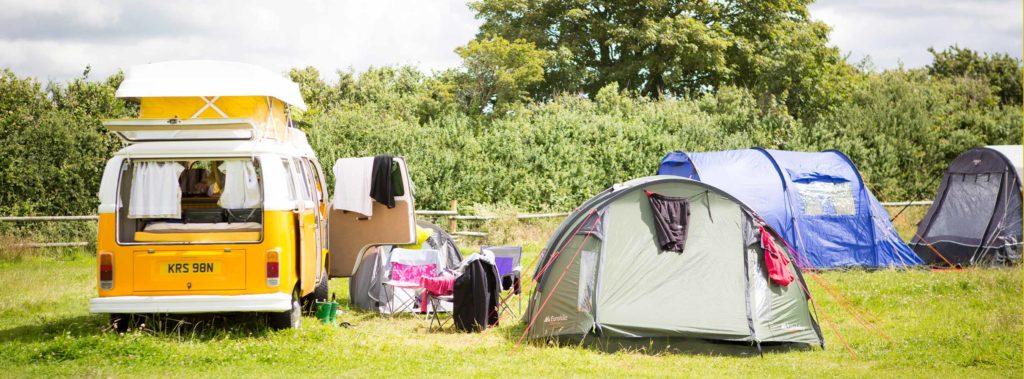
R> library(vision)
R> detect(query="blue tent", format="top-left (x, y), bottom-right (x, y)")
top-left (658, 149), bottom-right (922, 268)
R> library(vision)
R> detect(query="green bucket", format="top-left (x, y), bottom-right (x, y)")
top-left (315, 301), bottom-right (336, 324)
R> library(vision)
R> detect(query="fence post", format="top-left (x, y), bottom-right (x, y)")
top-left (449, 199), bottom-right (458, 233)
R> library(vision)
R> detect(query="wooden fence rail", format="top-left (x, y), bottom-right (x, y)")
top-left (0, 215), bottom-right (99, 222)
top-left (9, 242), bottom-right (89, 249)
top-left (0, 200), bottom-right (931, 245)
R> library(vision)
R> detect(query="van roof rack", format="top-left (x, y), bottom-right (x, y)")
top-left (103, 118), bottom-right (259, 143)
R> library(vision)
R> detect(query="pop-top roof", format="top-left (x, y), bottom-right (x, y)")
top-left (115, 60), bottom-right (306, 110)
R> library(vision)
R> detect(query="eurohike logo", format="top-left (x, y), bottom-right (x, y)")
top-left (543, 314), bottom-right (569, 324)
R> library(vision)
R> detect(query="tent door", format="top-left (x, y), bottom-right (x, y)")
top-left (327, 157), bottom-right (416, 277)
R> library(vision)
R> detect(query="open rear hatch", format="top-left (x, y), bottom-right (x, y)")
top-left (132, 249), bottom-right (247, 291)
top-left (328, 156), bottom-right (416, 277)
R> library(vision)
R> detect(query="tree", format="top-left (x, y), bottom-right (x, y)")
top-left (797, 69), bottom-right (1020, 200)
top-left (454, 36), bottom-right (549, 113)
top-left (48, 66), bottom-right (136, 120)
top-left (468, 0), bottom-right (850, 119)
top-left (927, 46), bottom-right (1023, 106)
top-left (287, 66), bottom-right (352, 117)
top-left (0, 68), bottom-right (131, 216)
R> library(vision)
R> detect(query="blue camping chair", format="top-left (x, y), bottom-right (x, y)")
top-left (481, 245), bottom-right (523, 319)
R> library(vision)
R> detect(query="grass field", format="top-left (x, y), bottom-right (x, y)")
top-left (0, 206), bottom-right (1020, 377)
top-left (0, 244), bottom-right (1020, 378)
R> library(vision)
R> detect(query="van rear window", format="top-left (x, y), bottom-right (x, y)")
top-left (116, 159), bottom-right (263, 244)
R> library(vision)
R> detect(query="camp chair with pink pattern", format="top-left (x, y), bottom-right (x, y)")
top-left (381, 248), bottom-right (444, 315)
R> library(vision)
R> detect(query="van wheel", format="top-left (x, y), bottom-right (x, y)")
top-left (268, 291), bottom-right (301, 330)
top-left (302, 270), bottom-right (330, 312)
top-left (110, 313), bottom-right (136, 333)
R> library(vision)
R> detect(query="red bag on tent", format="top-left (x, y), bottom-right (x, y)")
top-left (760, 225), bottom-right (794, 286)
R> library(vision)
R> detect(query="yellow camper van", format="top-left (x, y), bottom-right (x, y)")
top-left (89, 61), bottom-right (417, 329)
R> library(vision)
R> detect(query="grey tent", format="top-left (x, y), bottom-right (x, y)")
top-left (524, 176), bottom-right (823, 353)
top-left (911, 145), bottom-right (1023, 266)
top-left (350, 221), bottom-right (463, 313)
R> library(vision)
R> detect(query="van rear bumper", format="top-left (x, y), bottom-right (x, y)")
top-left (90, 293), bottom-right (292, 314)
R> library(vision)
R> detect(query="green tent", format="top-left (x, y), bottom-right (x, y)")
top-left (524, 176), bottom-right (824, 353)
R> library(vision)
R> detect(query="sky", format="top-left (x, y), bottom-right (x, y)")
top-left (0, 0), bottom-right (1020, 82)
top-left (810, 0), bottom-right (1022, 69)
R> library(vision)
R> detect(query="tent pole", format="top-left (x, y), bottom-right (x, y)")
top-left (514, 212), bottom-right (603, 352)
top-left (890, 176), bottom-right (940, 222)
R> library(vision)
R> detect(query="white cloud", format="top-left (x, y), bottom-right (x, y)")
top-left (0, 0), bottom-right (120, 28)
top-left (810, 0), bottom-right (1023, 70)
top-left (0, 0), bottom-right (1018, 81)
top-left (0, 0), bottom-right (481, 82)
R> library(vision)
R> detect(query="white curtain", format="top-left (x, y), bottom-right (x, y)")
top-left (128, 162), bottom-right (185, 219)
top-left (218, 160), bottom-right (262, 209)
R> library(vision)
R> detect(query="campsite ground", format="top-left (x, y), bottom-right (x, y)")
top-left (0, 245), bottom-right (1020, 377)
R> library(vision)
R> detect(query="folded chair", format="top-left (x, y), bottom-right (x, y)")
top-left (481, 245), bottom-right (523, 319)
top-left (422, 275), bottom-right (456, 332)
top-left (381, 248), bottom-right (443, 315)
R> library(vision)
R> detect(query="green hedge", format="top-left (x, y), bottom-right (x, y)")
top-left (0, 66), bottom-right (1018, 217)
top-left (300, 70), bottom-right (1019, 211)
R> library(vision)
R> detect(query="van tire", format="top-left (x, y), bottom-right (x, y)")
top-left (110, 313), bottom-right (135, 333)
top-left (302, 270), bottom-right (330, 312)
top-left (268, 291), bottom-right (301, 330)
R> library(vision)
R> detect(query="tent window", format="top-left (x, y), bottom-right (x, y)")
top-left (578, 250), bottom-right (598, 313)
top-left (928, 174), bottom-right (1001, 239)
top-left (794, 181), bottom-right (856, 216)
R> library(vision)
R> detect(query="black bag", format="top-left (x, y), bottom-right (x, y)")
top-left (225, 208), bottom-right (261, 223)
top-left (183, 208), bottom-right (224, 224)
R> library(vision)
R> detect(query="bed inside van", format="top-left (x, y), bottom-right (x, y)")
top-left (117, 158), bottom-right (264, 244)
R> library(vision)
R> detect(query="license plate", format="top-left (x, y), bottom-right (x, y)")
top-left (164, 262), bottom-right (220, 275)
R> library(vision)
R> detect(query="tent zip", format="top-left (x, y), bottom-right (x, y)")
top-left (741, 212), bottom-right (760, 350)
top-left (591, 209), bottom-right (608, 338)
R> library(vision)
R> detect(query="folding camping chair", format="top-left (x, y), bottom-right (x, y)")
top-left (424, 288), bottom-right (455, 332)
top-left (482, 245), bottom-right (523, 319)
top-left (381, 248), bottom-right (443, 315)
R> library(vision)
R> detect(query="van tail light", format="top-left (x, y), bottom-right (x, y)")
top-left (266, 248), bottom-right (280, 287)
top-left (99, 252), bottom-right (114, 290)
